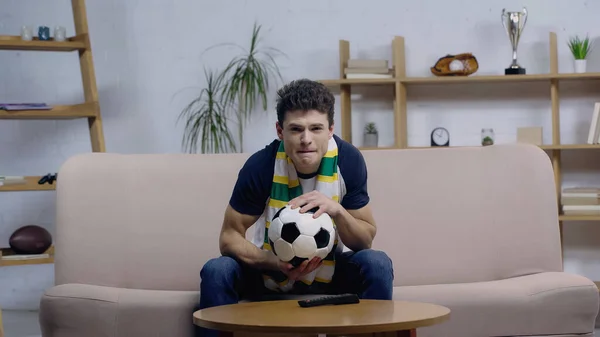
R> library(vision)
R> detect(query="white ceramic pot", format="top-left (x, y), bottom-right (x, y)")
top-left (574, 59), bottom-right (587, 73)
top-left (364, 133), bottom-right (378, 148)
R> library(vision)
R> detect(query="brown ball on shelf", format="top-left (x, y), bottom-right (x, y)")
top-left (9, 225), bottom-right (52, 255)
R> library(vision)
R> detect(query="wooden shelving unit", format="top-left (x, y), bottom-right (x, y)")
top-left (0, 0), bottom-right (105, 266)
top-left (0, 176), bottom-right (57, 192)
top-left (317, 31), bottom-right (600, 291)
top-left (319, 72), bottom-right (600, 86)
top-left (319, 33), bottom-right (600, 151)
top-left (0, 102), bottom-right (98, 120)
top-left (0, 246), bottom-right (54, 267)
top-left (0, 35), bottom-right (86, 52)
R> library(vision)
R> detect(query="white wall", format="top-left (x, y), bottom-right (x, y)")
top-left (1, 0), bottom-right (599, 310)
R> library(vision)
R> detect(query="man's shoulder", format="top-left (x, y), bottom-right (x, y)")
top-left (229, 139), bottom-right (280, 216)
top-left (242, 138), bottom-right (280, 172)
top-left (333, 134), bottom-right (370, 210)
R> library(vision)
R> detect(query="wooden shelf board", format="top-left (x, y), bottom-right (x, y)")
top-left (399, 144), bottom-right (600, 150)
top-left (358, 146), bottom-right (400, 151)
top-left (0, 35), bottom-right (86, 51)
top-left (540, 144), bottom-right (600, 150)
top-left (0, 102), bottom-right (98, 120)
top-left (0, 176), bottom-right (56, 192)
top-left (407, 146), bottom-right (476, 149)
top-left (402, 73), bottom-right (555, 84)
top-left (317, 73), bottom-right (600, 86)
top-left (553, 72), bottom-right (600, 81)
top-left (0, 246), bottom-right (54, 267)
top-left (559, 215), bottom-right (600, 221)
top-left (319, 78), bottom-right (396, 86)
top-left (403, 73), bottom-right (600, 84)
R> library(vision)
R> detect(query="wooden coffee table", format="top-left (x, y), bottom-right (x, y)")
top-left (193, 299), bottom-right (450, 337)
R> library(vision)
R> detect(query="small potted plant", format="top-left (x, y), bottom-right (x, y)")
top-left (568, 35), bottom-right (592, 73)
top-left (364, 122), bottom-right (378, 148)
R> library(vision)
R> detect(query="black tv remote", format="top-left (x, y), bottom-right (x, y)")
top-left (298, 293), bottom-right (360, 308)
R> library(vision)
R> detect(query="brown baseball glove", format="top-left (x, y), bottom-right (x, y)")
top-left (430, 53), bottom-right (479, 76)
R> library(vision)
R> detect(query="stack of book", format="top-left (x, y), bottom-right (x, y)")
top-left (344, 59), bottom-right (393, 79)
top-left (561, 187), bottom-right (600, 215)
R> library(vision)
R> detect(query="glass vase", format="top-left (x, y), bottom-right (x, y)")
top-left (481, 128), bottom-right (494, 146)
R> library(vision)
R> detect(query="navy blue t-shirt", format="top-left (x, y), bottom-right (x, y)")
top-left (229, 134), bottom-right (370, 216)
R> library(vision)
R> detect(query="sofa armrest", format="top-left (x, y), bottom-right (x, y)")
top-left (40, 284), bottom-right (199, 337)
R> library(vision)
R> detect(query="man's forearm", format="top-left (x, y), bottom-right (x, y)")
top-left (219, 229), bottom-right (279, 271)
top-left (332, 208), bottom-right (376, 251)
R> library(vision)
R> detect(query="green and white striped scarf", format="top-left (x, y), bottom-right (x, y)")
top-left (261, 137), bottom-right (340, 292)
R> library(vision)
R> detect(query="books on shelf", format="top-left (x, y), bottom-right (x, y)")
top-left (0, 103), bottom-right (52, 110)
top-left (0, 175), bottom-right (26, 186)
top-left (345, 59), bottom-right (393, 79)
top-left (586, 102), bottom-right (600, 144)
top-left (562, 187), bottom-right (600, 215)
top-left (1, 253), bottom-right (50, 261)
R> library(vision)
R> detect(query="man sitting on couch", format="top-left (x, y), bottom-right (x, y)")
top-left (196, 79), bottom-right (394, 337)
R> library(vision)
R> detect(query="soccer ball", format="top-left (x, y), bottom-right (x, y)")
top-left (268, 205), bottom-right (336, 267)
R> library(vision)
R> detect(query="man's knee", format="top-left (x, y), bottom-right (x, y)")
top-left (352, 249), bottom-right (393, 272)
top-left (352, 249), bottom-right (392, 268)
top-left (200, 256), bottom-right (242, 284)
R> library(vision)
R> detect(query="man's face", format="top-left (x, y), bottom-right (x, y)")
top-left (276, 109), bottom-right (334, 174)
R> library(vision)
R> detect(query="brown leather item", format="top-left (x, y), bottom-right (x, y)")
top-left (9, 224), bottom-right (52, 254)
top-left (430, 53), bottom-right (479, 76)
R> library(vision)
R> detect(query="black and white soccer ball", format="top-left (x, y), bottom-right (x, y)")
top-left (268, 205), bottom-right (336, 267)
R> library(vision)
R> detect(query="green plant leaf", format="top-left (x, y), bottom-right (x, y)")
top-left (214, 22), bottom-right (287, 152)
top-left (177, 68), bottom-right (237, 154)
top-left (364, 122), bottom-right (378, 133)
top-left (178, 21), bottom-right (287, 153)
top-left (568, 34), bottom-right (593, 59)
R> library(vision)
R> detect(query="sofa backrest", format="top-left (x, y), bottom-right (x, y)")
top-left (362, 144), bottom-right (562, 286)
top-left (53, 143), bottom-right (562, 291)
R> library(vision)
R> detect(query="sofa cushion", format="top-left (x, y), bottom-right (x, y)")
top-left (393, 272), bottom-right (599, 337)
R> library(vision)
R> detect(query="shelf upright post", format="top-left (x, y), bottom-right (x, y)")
top-left (72, 0), bottom-right (105, 152)
top-left (549, 31), bottom-right (564, 263)
top-left (339, 40), bottom-right (352, 143)
top-left (393, 36), bottom-right (407, 148)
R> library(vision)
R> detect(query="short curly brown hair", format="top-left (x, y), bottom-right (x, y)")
top-left (275, 79), bottom-right (335, 127)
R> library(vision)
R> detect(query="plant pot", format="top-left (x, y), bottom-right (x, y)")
top-left (574, 59), bottom-right (587, 73)
top-left (364, 133), bottom-right (378, 148)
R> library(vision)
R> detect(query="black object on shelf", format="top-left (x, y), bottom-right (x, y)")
top-left (38, 173), bottom-right (57, 185)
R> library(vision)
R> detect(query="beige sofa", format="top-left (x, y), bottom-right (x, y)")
top-left (39, 143), bottom-right (599, 337)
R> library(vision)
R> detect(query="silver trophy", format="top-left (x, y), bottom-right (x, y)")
top-left (501, 7), bottom-right (528, 75)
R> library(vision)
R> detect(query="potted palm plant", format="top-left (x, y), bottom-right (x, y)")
top-left (178, 22), bottom-right (285, 153)
top-left (364, 122), bottom-right (378, 148)
top-left (568, 35), bottom-right (592, 73)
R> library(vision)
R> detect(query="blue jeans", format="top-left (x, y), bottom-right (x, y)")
top-left (194, 249), bottom-right (394, 337)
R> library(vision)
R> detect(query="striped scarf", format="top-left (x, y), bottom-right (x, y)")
top-left (261, 137), bottom-right (340, 293)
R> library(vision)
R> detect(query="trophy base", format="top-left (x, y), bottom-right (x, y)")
top-left (505, 67), bottom-right (526, 75)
